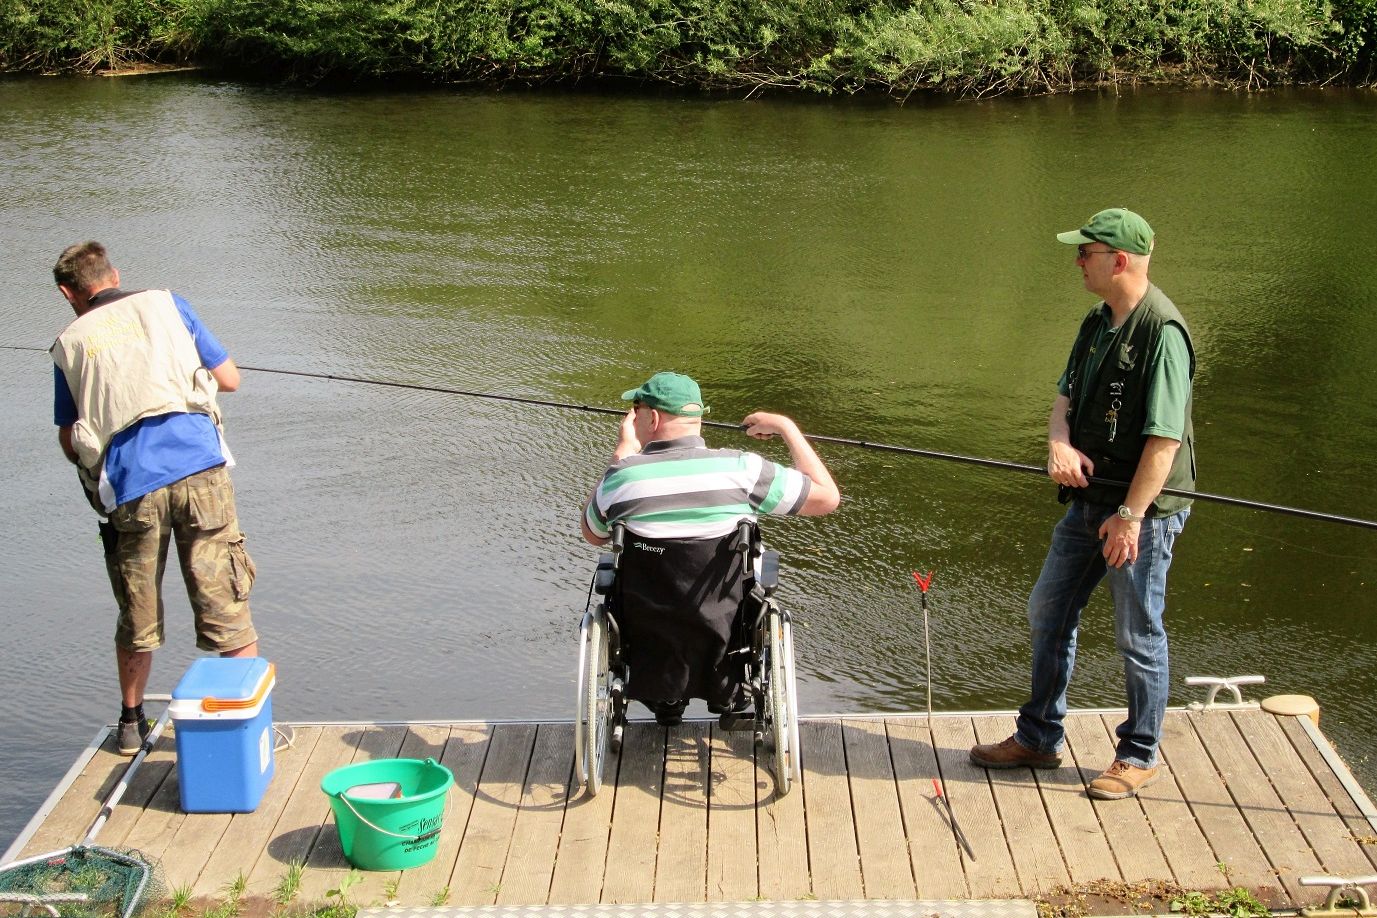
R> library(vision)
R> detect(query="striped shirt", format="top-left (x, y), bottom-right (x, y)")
top-left (585, 435), bottom-right (812, 540)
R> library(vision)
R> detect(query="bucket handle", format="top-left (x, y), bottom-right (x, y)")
top-left (333, 794), bottom-right (444, 843)
top-left (331, 761), bottom-right (450, 844)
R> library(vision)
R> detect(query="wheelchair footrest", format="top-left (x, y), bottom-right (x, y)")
top-left (718, 711), bottom-right (757, 732)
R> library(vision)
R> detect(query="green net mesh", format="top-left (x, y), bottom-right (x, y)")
top-left (0, 846), bottom-right (164, 918)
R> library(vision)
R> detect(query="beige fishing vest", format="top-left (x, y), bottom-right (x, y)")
top-left (51, 289), bottom-right (221, 471)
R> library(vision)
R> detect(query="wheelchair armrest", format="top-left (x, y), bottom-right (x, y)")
top-left (594, 552), bottom-right (616, 595)
top-left (758, 550), bottom-right (780, 595)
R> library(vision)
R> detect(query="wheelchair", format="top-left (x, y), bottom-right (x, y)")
top-left (574, 520), bottom-right (802, 796)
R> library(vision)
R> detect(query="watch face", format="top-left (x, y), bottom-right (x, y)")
top-left (1118, 505), bottom-right (1131, 519)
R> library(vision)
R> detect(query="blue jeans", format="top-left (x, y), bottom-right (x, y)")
top-left (1015, 500), bottom-right (1189, 768)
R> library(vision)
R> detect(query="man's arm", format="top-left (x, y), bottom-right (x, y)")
top-left (58, 425), bottom-right (78, 465)
top-left (580, 409), bottom-right (642, 546)
top-left (1097, 435), bottom-right (1180, 568)
top-left (210, 357), bottom-right (240, 393)
top-left (741, 412), bottom-right (839, 515)
top-left (1047, 394), bottom-right (1093, 488)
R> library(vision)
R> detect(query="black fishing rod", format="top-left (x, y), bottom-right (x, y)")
top-left (7, 345), bottom-right (1375, 531)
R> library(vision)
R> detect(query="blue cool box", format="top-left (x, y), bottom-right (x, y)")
top-left (170, 657), bottom-right (276, 813)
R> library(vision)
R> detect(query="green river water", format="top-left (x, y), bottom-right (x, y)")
top-left (1, 76), bottom-right (1375, 849)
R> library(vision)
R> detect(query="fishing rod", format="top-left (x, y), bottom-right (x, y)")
top-left (7, 345), bottom-right (1376, 531)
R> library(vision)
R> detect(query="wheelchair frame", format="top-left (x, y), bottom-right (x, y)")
top-left (575, 521), bottom-right (802, 796)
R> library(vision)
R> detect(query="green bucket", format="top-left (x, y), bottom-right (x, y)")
top-left (321, 757), bottom-right (454, 871)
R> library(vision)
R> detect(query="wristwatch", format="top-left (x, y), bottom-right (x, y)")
top-left (1117, 505), bottom-right (1144, 522)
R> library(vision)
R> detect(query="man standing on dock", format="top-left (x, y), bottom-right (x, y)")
top-left (969, 209), bottom-right (1196, 800)
top-left (50, 242), bottom-right (260, 756)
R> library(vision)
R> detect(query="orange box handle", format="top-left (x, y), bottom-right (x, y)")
top-left (201, 663), bottom-right (275, 712)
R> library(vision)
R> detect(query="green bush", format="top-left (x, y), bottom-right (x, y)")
top-left (1, 0), bottom-right (1372, 93)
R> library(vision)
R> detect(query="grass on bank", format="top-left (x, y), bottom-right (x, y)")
top-left (2, 0), bottom-right (1375, 95)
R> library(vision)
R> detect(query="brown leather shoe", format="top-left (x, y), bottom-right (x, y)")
top-left (969, 735), bottom-right (1062, 769)
top-left (1088, 760), bottom-right (1159, 799)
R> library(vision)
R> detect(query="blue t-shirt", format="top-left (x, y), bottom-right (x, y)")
top-left (54, 292), bottom-right (231, 510)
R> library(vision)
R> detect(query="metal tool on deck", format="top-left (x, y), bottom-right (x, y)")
top-left (1185, 674), bottom-right (1265, 710)
top-left (932, 778), bottom-right (976, 860)
top-left (1300, 874), bottom-right (1377, 916)
top-left (0, 698), bottom-right (172, 918)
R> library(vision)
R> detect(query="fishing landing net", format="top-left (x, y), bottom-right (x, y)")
top-left (0, 845), bottom-right (164, 918)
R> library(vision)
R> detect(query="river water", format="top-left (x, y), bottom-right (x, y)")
top-left (1, 77), bottom-right (1375, 850)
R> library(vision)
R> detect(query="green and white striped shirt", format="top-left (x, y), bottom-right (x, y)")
top-left (585, 435), bottom-right (812, 540)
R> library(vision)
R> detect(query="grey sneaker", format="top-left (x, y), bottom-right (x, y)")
top-left (117, 718), bottom-right (150, 755)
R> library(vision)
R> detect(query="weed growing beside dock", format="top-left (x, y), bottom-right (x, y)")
top-left (2, 0), bottom-right (1375, 95)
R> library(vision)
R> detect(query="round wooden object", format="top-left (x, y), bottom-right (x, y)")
top-left (1261, 693), bottom-right (1320, 725)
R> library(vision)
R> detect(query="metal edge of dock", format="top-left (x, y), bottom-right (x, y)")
top-left (0, 726), bottom-right (109, 866)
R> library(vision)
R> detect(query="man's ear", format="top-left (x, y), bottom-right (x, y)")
top-left (57, 284), bottom-right (79, 307)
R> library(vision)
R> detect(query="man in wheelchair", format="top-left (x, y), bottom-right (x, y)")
top-left (581, 372), bottom-right (840, 728)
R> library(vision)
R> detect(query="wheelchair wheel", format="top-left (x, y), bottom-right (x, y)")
top-left (766, 605), bottom-right (796, 796)
top-left (575, 606), bottom-right (613, 795)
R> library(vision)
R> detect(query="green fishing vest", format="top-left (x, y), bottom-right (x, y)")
top-left (1063, 284), bottom-right (1196, 516)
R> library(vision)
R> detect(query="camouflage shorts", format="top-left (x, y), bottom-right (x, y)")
top-left (104, 464), bottom-right (258, 653)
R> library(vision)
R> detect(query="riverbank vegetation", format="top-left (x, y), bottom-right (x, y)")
top-left (3, 0), bottom-right (1374, 96)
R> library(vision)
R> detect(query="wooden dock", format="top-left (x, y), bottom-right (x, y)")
top-left (6, 708), bottom-right (1377, 912)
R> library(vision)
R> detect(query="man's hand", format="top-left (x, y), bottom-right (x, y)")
top-left (612, 408), bottom-right (642, 462)
top-left (1098, 514), bottom-right (1139, 567)
top-left (742, 411), bottom-right (796, 440)
top-left (1048, 438), bottom-right (1093, 488)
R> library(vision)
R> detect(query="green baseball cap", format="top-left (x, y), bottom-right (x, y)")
top-left (1056, 208), bottom-right (1155, 256)
top-left (621, 372), bottom-right (710, 417)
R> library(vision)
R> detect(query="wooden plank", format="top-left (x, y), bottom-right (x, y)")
top-left (756, 722), bottom-right (810, 900)
top-left (1059, 715), bottom-right (1169, 884)
top-left (19, 731), bottom-right (127, 857)
top-left (495, 723), bottom-right (574, 906)
top-left (800, 719), bottom-right (863, 899)
top-left (885, 717), bottom-right (965, 899)
top-left (601, 721), bottom-right (664, 904)
top-left (972, 715), bottom-right (1069, 895)
top-left (842, 719), bottom-right (916, 898)
top-left (447, 722), bottom-right (536, 906)
top-left (191, 726), bottom-right (324, 898)
top-left (1044, 716), bottom-right (1122, 884)
top-left (243, 726), bottom-right (359, 899)
top-left (654, 722), bottom-right (710, 903)
top-left (706, 725), bottom-right (758, 901)
top-left (929, 715), bottom-right (1018, 897)
top-left (1157, 712), bottom-right (1283, 902)
top-left (159, 811), bottom-right (233, 893)
top-left (1277, 715), bottom-right (1377, 873)
top-left (98, 734), bottom-right (178, 850)
top-left (1191, 710), bottom-right (1321, 902)
top-left (546, 733), bottom-right (620, 905)
top-left (393, 724), bottom-right (492, 906)
top-left (1234, 712), bottom-right (1374, 897)
top-left (1115, 713), bottom-right (1224, 890)
top-left (297, 725), bottom-right (409, 904)
top-left (122, 744), bottom-right (187, 864)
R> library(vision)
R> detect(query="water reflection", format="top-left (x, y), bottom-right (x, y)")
top-left (1, 78), bottom-right (1375, 846)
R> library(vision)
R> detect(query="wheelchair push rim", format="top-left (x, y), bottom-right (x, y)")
top-left (765, 605), bottom-right (795, 796)
top-left (575, 607), bottom-right (613, 795)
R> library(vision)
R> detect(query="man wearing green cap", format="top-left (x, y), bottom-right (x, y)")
top-left (581, 371), bottom-right (839, 725)
top-left (969, 209), bottom-right (1196, 801)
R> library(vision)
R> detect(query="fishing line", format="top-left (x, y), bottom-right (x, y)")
top-left (7, 344), bottom-right (1376, 532)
